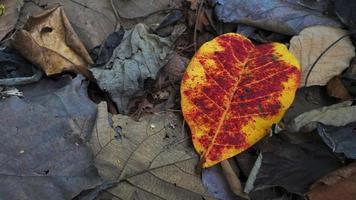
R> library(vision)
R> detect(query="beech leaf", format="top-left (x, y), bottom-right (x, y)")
top-left (181, 33), bottom-right (300, 167)
top-left (289, 26), bottom-right (355, 87)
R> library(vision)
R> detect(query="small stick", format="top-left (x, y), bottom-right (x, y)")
top-left (221, 160), bottom-right (250, 199)
top-left (194, 0), bottom-right (205, 51)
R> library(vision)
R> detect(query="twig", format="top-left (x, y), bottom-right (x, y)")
top-left (194, 0), bottom-right (205, 51)
top-left (221, 160), bottom-right (250, 199)
top-left (304, 32), bottom-right (355, 86)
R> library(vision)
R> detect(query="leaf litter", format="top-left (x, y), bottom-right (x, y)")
top-left (1, 1), bottom-right (356, 200)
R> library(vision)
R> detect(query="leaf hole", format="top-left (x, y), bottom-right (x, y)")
top-left (41, 27), bottom-right (53, 34)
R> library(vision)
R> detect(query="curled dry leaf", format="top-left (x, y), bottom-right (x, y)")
top-left (181, 33), bottom-right (300, 167)
top-left (0, 0), bottom-right (23, 41)
top-left (287, 101), bottom-right (356, 132)
top-left (18, 0), bottom-right (117, 49)
top-left (91, 103), bottom-right (215, 200)
top-left (289, 26), bottom-right (355, 87)
top-left (307, 163), bottom-right (356, 200)
top-left (12, 6), bottom-right (93, 79)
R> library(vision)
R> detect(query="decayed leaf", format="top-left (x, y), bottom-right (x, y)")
top-left (181, 33), bottom-right (301, 167)
top-left (0, 0), bottom-right (23, 41)
top-left (327, 76), bottom-right (352, 100)
top-left (0, 76), bottom-right (101, 200)
top-left (18, 0), bottom-right (116, 49)
top-left (289, 26), bottom-right (355, 87)
top-left (91, 23), bottom-right (175, 114)
top-left (213, 0), bottom-right (340, 35)
top-left (91, 103), bottom-right (215, 200)
top-left (287, 101), bottom-right (356, 132)
top-left (13, 6), bottom-right (93, 79)
top-left (307, 163), bottom-right (356, 200)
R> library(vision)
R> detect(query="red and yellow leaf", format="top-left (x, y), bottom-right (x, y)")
top-left (181, 33), bottom-right (300, 168)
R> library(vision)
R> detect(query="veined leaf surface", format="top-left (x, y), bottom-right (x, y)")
top-left (181, 33), bottom-right (300, 167)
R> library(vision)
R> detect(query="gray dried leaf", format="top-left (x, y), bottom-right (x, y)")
top-left (0, 76), bottom-right (100, 200)
top-left (213, 0), bottom-right (340, 35)
top-left (91, 23), bottom-right (175, 114)
top-left (287, 101), bottom-right (356, 132)
top-left (90, 103), bottom-right (215, 200)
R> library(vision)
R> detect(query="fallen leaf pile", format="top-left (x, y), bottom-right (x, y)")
top-left (1, 0), bottom-right (356, 200)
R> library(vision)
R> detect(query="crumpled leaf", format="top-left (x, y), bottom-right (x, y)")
top-left (289, 26), bottom-right (355, 87)
top-left (287, 101), bottom-right (356, 132)
top-left (0, 75), bottom-right (101, 200)
top-left (18, 0), bottom-right (116, 49)
top-left (0, 0), bottom-right (23, 40)
top-left (181, 33), bottom-right (300, 167)
top-left (90, 103), bottom-right (215, 200)
top-left (213, 0), bottom-right (340, 35)
top-left (307, 163), bottom-right (356, 200)
top-left (317, 123), bottom-right (356, 159)
top-left (13, 6), bottom-right (93, 78)
top-left (246, 132), bottom-right (343, 197)
top-left (91, 23), bottom-right (175, 114)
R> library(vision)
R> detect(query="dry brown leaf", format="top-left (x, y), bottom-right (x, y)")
top-left (12, 6), bottom-right (93, 79)
top-left (18, 0), bottom-right (116, 49)
top-left (289, 26), bottom-right (355, 87)
top-left (91, 102), bottom-right (216, 200)
top-left (307, 163), bottom-right (356, 200)
top-left (327, 76), bottom-right (352, 100)
top-left (0, 0), bottom-right (23, 41)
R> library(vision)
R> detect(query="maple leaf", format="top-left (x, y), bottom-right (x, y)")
top-left (181, 33), bottom-right (300, 167)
